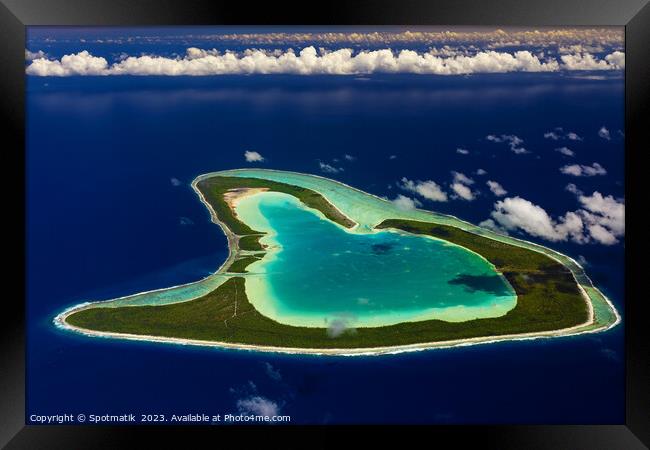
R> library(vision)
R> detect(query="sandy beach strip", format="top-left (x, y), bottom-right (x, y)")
top-left (223, 187), bottom-right (269, 212)
top-left (54, 303), bottom-right (616, 356)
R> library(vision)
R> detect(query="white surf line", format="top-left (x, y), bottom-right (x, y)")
top-left (56, 169), bottom-right (620, 354)
top-left (191, 177), bottom-right (241, 276)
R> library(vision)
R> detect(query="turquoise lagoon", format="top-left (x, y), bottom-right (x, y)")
top-left (84, 169), bottom-right (616, 332)
top-left (235, 191), bottom-right (517, 327)
top-left (217, 169), bottom-right (618, 330)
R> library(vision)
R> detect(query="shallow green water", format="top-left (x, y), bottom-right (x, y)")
top-left (237, 191), bottom-right (516, 327)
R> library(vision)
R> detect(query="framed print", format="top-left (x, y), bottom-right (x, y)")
top-left (1, 0), bottom-right (648, 448)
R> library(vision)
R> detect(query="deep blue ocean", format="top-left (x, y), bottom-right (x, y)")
top-left (27, 64), bottom-right (624, 423)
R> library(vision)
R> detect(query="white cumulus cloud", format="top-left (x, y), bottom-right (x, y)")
top-left (479, 218), bottom-right (509, 235)
top-left (578, 191), bottom-right (625, 239)
top-left (555, 146), bottom-right (575, 156)
top-left (587, 223), bottom-right (618, 245)
top-left (264, 362), bottom-right (282, 381)
top-left (559, 44), bottom-right (605, 54)
top-left (561, 51), bottom-right (625, 70)
top-left (451, 183), bottom-right (475, 201)
top-left (391, 194), bottom-right (422, 210)
top-left (25, 49), bottom-right (46, 61)
top-left (489, 197), bottom-right (585, 242)
top-left (236, 396), bottom-right (280, 416)
top-left (244, 150), bottom-right (265, 162)
top-left (482, 190), bottom-right (624, 245)
top-left (598, 126), bottom-right (611, 140)
top-left (449, 171), bottom-right (477, 200)
top-left (399, 177), bottom-right (448, 202)
top-left (451, 171), bottom-right (474, 185)
top-left (486, 180), bottom-right (508, 196)
top-left (565, 183), bottom-right (582, 195)
top-left (326, 314), bottom-right (357, 337)
top-left (544, 127), bottom-right (583, 141)
top-left (318, 161), bottom-right (343, 173)
top-left (486, 134), bottom-right (528, 154)
top-left (604, 51), bottom-right (625, 69)
top-left (26, 50), bottom-right (109, 76)
top-left (560, 162), bottom-right (606, 177)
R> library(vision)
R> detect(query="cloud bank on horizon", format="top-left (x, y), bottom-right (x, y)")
top-left (195, 28), bottom-right (624, 49)
top-left (25, 46), bottom-right (625, 76)
top-left (28, 27), bottom-right (622, 48)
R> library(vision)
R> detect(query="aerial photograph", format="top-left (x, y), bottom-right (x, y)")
top-left (27, 26), bottom-right (624, 424)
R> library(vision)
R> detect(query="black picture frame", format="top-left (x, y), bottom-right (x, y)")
top-left (2, 0), bottom-right (648, 448)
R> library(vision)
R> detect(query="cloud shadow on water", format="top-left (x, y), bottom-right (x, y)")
top-left (370, 242), bottom-right (395, 255)
top-left (448, 274), bottom-right (512, 296)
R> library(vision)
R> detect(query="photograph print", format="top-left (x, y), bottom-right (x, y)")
top-left (26, 26), bottom-right (624, 425)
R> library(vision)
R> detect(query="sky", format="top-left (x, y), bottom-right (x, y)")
top-left (26, 26), bottom-right (624, 76)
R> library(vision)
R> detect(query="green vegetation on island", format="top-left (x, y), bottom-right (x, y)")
top-left (67, 256), bottom-right (587, 347)
top-left (196, 175), bottom-right (355, 272)
top-left (376, 219), bottom-right (564, 274)
top-left (226, 255), bottom-right (264, 273)
top-left (65, 210), bottom-right (590, 349)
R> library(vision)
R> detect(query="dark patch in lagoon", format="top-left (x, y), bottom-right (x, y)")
top-left (448, 274), bottom-right (512, 296)
top-left (371, 242), bottom-right (394, 255)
